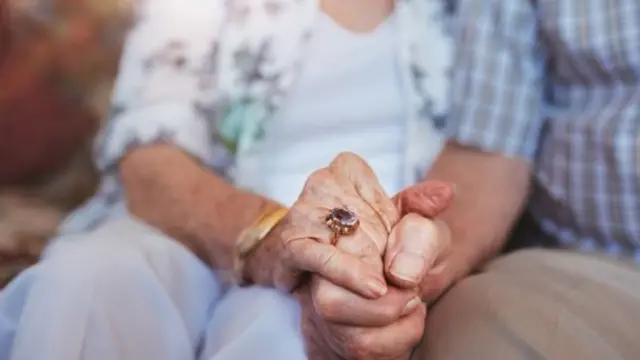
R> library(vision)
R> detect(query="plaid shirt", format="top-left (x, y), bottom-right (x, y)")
top-left (447, 0), bottom-right (640, 259)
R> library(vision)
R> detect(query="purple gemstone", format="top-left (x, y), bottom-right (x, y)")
top-left (328, 208), bottom-right (358, 227)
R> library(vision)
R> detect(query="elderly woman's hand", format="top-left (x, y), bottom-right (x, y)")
top-left (245, 152), bottom-right (400, 298)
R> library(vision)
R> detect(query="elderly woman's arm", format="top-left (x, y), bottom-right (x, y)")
top-left (120, 145), bottom-right (278, 270)
top-left (120, 145), bottom-right (276, 270)
top-left (97, 0), bottom-right (258, 270)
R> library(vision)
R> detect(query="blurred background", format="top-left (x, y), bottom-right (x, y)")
top-left (0, 0), bottom-right (134, 286)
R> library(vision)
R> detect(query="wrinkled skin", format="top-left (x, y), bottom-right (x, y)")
top-left (247, 152), bottom-right (454, 359)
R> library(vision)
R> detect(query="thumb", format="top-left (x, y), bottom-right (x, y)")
top-left (393, 180), bottom-right (455, 217)
top-left (384, 214), bottom-right (451, 289)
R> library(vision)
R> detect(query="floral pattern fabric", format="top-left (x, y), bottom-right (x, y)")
top-left (60, 0), bottom-right (455, 234)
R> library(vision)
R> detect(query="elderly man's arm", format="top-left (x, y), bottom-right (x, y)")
top-left (421, 0), bottom-right (546, 298)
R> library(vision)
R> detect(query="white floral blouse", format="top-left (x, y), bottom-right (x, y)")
top-left (60, 0), bottom-right (454, 233)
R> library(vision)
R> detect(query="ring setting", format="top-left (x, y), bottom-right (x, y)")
top-left (325, 207), bottom-right (360, 244)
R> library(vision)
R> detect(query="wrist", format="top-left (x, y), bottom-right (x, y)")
top-left (243, 226), bottom-right (280, 287)
top-left (234, 206), bottom-right (288, 286)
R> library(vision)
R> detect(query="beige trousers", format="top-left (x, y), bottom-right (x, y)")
top-left (414, 249), bottom-right (640, 360)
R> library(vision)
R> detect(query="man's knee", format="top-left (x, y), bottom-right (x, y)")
top-left (414, 250), bottom-right (640, 360)
top-left (416, 272), bottom-right (533, 359)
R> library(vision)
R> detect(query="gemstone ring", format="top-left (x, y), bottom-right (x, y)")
top-left (325, 207), bottom-right (360, 245)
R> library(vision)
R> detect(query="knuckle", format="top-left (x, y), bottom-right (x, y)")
top-left (408, 321), bottom-right (426, 347)
top-left (308, 168), bottom-right (331, 183)
top-left (406, 306), bottom-right (427, 344)
top-left (347, 333), bottom-right (380, 359)
top-left (319, 248), bottom-right (338, 271)
top-left (287, 203), bottom-right (319, 229)
top-left (312, 283), bottom-right (343, 320)
top-left (332, 152), bottom-right (372, 174)
top-left (281, 237), bottom-right (306, 265)
top-left (402, 213), bottom-right (436, 233)
top-left (284, 205), bottom-right (310, 231)
top-left (303, 169), bottom-right (332, 192)
top-left (280, 240), bottom-right (296, 265)
top-left (399, 215), bottom-right (441, 248)
top-left (378, 302), bottom-right (402, 322)
top-left (334, 151), bottom-right (360, 164)
top-left (381, 201), bottom-right (400, 219)
top-left (335, 231), bottom-right (380, 261)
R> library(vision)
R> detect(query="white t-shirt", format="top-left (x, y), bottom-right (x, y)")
top-left (235, 11), bottom-right (406, 206)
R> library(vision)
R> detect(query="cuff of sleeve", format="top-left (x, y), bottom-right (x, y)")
top-left (95, 102), bottom-right (212, 172)
top-left (445, 105), bottom-right (543, 164)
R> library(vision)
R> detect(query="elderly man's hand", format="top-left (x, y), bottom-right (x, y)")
top-left (388, 182), bottom-right (455, 303)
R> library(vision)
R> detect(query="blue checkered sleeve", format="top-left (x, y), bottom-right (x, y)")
top-left (446, 0), bottom-right (546, 162)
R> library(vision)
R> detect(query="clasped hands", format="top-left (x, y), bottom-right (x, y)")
top-left (246, 153), bottom-right (454, 360)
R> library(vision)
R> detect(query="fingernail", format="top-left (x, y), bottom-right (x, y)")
top-left (390, 252), bottom-right (425, 284)
top-left (366, 278), bottom-right (388, 297)
top-left (402, 297), bottom-right (422, 316)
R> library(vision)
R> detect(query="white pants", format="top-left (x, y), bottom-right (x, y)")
top-left (0, 217), bottom-right (307, 360)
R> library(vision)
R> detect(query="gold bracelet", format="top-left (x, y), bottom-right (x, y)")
top-left (233, 205), bottom-right (289, 285)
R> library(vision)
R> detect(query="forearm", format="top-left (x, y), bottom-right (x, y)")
top-left (120, 144), bottom-right (280, 270)
top-left (425, 141), bottom-right (531, 276)
top-left (432, 0), bottom-right (542, 277)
